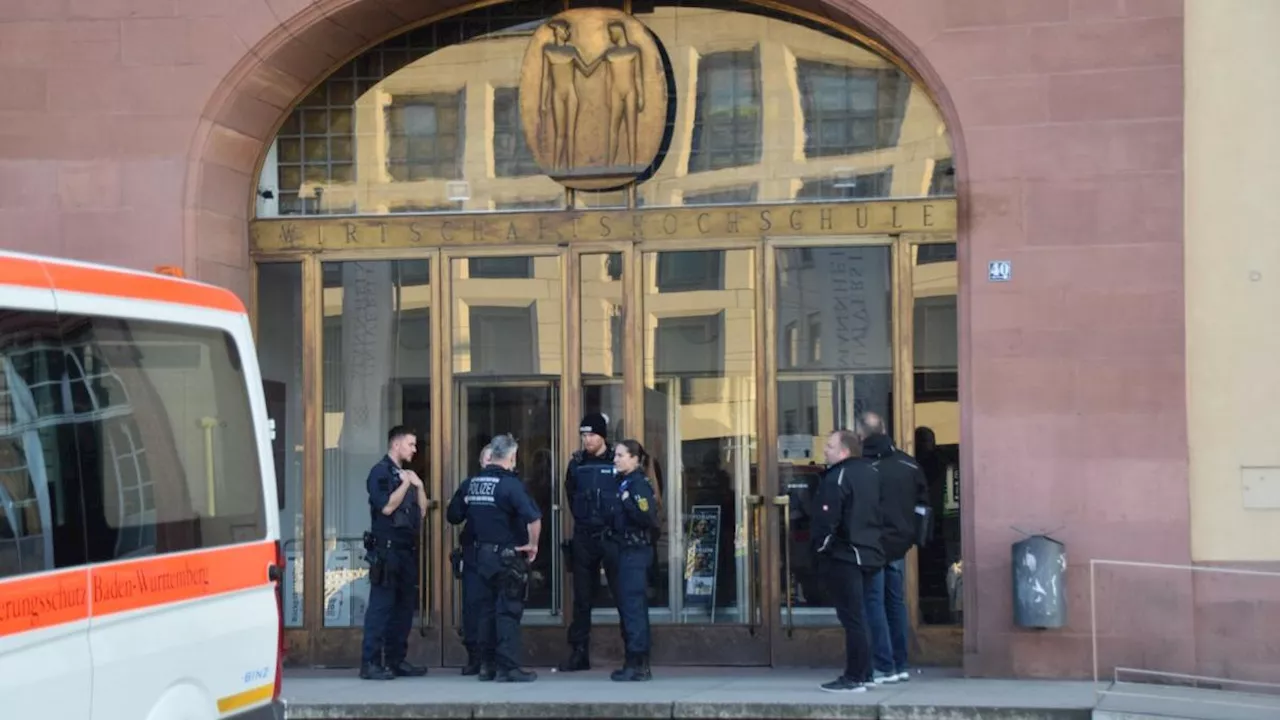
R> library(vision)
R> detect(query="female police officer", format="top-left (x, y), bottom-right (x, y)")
top-left (609, 439), bottom-right (657, 681)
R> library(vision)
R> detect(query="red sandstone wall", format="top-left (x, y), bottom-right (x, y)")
top-left (0, 0), bottom-right (1188, 678)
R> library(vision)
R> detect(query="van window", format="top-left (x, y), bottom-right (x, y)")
top-left (0, 310), bottom-right (267, 581)
top-left (58, 315), bottom-right (267, 562)
top-left (0, 310), bottom-right (91, 578)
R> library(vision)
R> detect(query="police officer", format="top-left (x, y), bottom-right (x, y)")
top-left (609, 439), bottom-right (657, 681)
top-left (558, 412), bottom-right (619, 672)
top-left (448, 444), bottom-right (492, 675)
top-left (812, 429), bottom-right (883, 693)
top-left (360, 425), bottom-right (429, 681)
top-left (460, 433), bottom-right (542, 682)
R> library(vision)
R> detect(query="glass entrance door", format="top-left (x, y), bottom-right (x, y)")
top-left (456, 382), bottom-right (561, 618)
top-left (767, 243), bottom-right (895, 667)
top-left (640, 247), bottom-right (769, 664)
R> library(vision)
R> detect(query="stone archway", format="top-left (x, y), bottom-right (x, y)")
top-left (185, 0), bottom-right (982, 672)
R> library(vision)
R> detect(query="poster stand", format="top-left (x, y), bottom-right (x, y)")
top-left (682, 505), bottom-right (721, 622)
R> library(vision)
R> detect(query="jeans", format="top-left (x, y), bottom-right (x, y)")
top-left (821, 557), bottom-right (870, 682)
top-left (863, 557), bottom-right (910, 676)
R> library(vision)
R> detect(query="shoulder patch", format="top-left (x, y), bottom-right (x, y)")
top-left (637, 497), bottom-right (649, 512)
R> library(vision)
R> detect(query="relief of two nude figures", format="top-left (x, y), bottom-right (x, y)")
top-left (535, 16), bottom-right (653, 174)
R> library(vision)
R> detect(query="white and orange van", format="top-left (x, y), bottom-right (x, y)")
top-left (0, 251), bottom-right (285, 720)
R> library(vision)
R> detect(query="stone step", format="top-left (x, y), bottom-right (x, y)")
top-left (282, 668), bottom-right (1098, 720)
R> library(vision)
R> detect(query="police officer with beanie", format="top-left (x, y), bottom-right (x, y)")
top-left (447, 444), bottom-right (492, 675)
top-left (359, 425), bottom-right (430, 680)
top-left (459, 433), bottom-right (541, 682)
top-left (609, 439), bottom-right (658, 681)
top-left (558, 412), bottom-right (619, 672)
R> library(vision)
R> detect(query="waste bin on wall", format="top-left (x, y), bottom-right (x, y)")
top-left (1012, 534), bottom-right (1066, 629)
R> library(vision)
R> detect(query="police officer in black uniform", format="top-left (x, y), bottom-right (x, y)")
top-left (359, 425), bottom-right (430, 681)
top-left (558, 412), bottom-right (619, 672)
top-left (448, 444), bottom-right (492, 675)
top-left (457, 433), bottom-right (542, 682)
top-left (609, 439), bottom-right (657, 681)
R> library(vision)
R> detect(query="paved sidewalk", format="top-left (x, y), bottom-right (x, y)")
top-left (282, 667), bottom-right (1100, 719)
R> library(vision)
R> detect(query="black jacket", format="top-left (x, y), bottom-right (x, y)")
top-left (863, 434), bottom-right (929, 562)
top-left (812, 456), bottom-right (884, 569)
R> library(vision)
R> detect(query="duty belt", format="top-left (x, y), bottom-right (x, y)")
top-left (371, 536), bottom-right (417, 551)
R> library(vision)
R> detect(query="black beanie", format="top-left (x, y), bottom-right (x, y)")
top-left (579, 412), bottom-right (608, 438)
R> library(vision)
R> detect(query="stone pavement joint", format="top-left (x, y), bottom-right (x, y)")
top-left (281, 668), bottom-right (1100, 719)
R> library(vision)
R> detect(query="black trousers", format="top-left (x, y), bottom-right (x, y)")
top-left (361, 544), bottom-right (417, 667)
top-left (822, 557), bottom-right (872, 682)
top-left (617, 545), bottom-right (653, 655)
top-left (567, 532), bottom-right (620, 647)
top-left (474, 546), bottom-right (526, 671)
top-left (460, 545), bottom-right (481, 652)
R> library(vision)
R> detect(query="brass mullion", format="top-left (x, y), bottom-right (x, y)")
top-left (301, 253), bottom-right (324, 651)
top-left (623, 242), bottom-right (642, 445)
top-left (428, 250), bottom-right (447, 639)
top-left (562, 247), bottom-right (579, 622)
top-left (892, 238), bottom-right (923, 633)
top-left (756, 240), bottom-right (780, 647)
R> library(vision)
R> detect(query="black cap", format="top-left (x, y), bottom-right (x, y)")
top-left (579, 412), bottom-right (608, 439)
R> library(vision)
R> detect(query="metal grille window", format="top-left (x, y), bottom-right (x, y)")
top-left (688, 49), bottom-right (763, 173)
top-left (493, 87), bottom-right (539, 177)
top-left (797, 60), bottom-right (912, 158)
top-left (273, 67), bottom-right (362, 216)
top-left (386, 93), bottom-right (466, 181)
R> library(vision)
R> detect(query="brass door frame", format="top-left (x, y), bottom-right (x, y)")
top-left (249, 202), bottom-right (960, 668)
top-left (762, 234), bottom-right (962, 668)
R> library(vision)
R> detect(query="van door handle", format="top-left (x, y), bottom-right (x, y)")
top-left (268, 564), bottom-right (283, 582)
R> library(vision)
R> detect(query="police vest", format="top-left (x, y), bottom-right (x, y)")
top-left (570, 459), bottom-right (619, 529)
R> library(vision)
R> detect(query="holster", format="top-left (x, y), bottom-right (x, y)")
top-left (560, 539), bottom-right (574, 573)
top-left (367, 549), bottom-right (387, 587)
top-left (500, 551), bottom-right (530, 601)
top-left (450, 546), bottom-right (464, 579)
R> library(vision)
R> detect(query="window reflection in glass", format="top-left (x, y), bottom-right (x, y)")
top-left (257, 1), bottom-right (952, 217)
top-left (321, 260), bottom-right (432, 628)
top-left (451, 255), bottom-right (565, 620)
top-left (644, 248), bottom-right (755, 623)
top-left (579, 253), bottom-right (629, 609)
top-left (256, 263), bottom-right (307, 626)
top-left (774, 245), bottom-right (892, 622)
top-left (911, 241), bottom-right (960, 626)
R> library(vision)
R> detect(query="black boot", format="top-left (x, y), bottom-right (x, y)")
top-left (461, 648), bottom-right (482, 676)
top-left (478, 661), bottom-right (496, 682)
top-left (496, 667), bottom-right (538, 683)
top-left (558, 644), bottom-right (590, 672)
top-left (359, 662), bottom-right (394, 681)
top-left (633, 653), bottom-right (652, 681)
top-left (389, 660), bottom-right (428, 677)
top-left (612, 653), bottom-right (652, 682)
top-left (610, 653), bottom-right (635, 682)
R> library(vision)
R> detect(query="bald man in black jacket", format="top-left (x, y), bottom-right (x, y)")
top-left (859, 412), bottom-right (928, 686)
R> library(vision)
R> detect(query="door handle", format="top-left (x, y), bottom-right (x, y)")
top-left (267, 564), bottom-right (283, 583)
top-left (772, 495), bottom-right (793, 637)
top-left (743, 495), bottom-right (762, 635)
top-left (419, 498), bottom-right (440, 637)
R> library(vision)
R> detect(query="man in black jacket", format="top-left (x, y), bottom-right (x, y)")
top-left (812, 429), bottom-right (884, 693)
top-left (858, 412), bottom-right (928, 685)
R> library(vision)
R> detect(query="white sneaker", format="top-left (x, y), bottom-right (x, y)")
top-left (872, 671), bottom-right (898, 684)
top-left (896, 671), bottom-right (911, 682)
